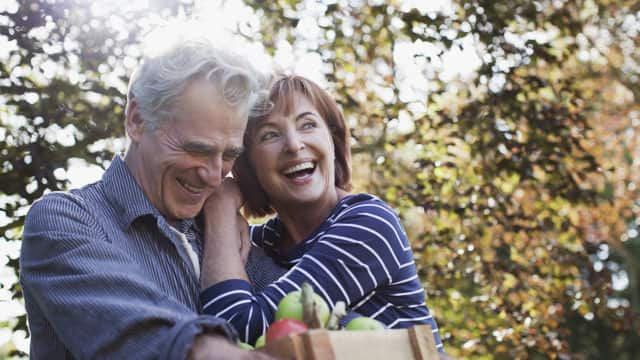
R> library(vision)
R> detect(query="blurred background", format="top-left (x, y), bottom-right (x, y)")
top-left (1, 0), bottom-right (638, 358)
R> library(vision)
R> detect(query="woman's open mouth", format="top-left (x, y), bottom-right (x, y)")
top-left (282, 161), bottom-right (316, 180)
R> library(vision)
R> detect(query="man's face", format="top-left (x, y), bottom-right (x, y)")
top-left (128, 79), bottom-right (247, 223)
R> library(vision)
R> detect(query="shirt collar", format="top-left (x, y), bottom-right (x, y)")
top-left (103, 154), bottom-right (201, 234)
top-left (102, 154), bottom-right (159, 230)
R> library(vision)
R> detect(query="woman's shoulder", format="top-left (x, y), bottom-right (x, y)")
top-left (330, 193), bottom-right (399, 222)
top-left (324, 193), bottom-right (411, 256)
top-left (249, 216), bottom-right (280, 230)
top-left (249, 216), bottom-right (282, 246)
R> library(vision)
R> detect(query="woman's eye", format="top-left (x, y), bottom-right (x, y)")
top-left (301, 120), bottom-right (317, 130)
top-left (259, 131), bottom-right (278, 142)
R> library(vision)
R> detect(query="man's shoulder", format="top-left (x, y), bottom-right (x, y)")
top-left (31, 181), bottom-right (104, 212)
top-left (25, 181), bottom-right (109, 230)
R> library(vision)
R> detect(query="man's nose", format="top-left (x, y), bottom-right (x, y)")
top-left (197, 156), bottom-right (223, 188)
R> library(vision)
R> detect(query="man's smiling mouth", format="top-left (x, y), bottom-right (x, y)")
top-left (178, 178), bottom-right (206, 194)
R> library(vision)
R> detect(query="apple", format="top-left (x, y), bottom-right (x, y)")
top-left (266, 319), bottom-right (309, 343)
top-left (254, 334), bottom-right (266, 348)
top-left (344, 316), bottom-right (386, 330)
top-left (275, 290), bottom-right (330, 326)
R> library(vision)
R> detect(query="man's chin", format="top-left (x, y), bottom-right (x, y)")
top-left (169, 205), bottom-right (204, 222)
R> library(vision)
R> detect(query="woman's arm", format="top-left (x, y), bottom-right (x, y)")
top-left (200, 198), bottom-right (411, 344)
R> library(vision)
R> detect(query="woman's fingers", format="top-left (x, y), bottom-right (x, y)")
top-left (238, 214), bottom-right (251, 264)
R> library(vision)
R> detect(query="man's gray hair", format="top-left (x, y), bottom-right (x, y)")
top-left (126, 24), bottom-right (269, 131)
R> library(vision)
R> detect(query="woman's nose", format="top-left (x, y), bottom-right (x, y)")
top-left (284, 131), bottom-right (305, 152)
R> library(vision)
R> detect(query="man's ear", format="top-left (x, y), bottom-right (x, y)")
top-left (125, 99), bottom-right (145, 142)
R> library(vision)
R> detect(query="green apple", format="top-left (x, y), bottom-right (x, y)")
top-left (254, 334), bottom-right (266, 348)
top-left (236, 341), bottom-right (253, 350)
top-left (275, 290), bottom-right (330, 326)
top-left (345, 316), bottom-right (386, 330)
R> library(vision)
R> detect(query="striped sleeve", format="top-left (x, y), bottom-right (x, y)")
top-left (249, 219), bottom-right (278, 248)
top-left (201, 200), bottom-right (411, 343)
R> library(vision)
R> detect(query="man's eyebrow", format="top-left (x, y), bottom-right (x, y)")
top-left (223, 146), bottom-right (244, 157)
top-left (182, 141), bottom-right (217, 154)
top-left (184, 142), bottom-right (244, 157)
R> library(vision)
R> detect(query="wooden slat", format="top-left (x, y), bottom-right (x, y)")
top-left (256, 325), bottom-right (441, 360)
top-left (302, 329), bottom-right (335, 360)
top-left (408, 324), bottom-right (440, 360)
top-left (328, 328), bottom-right (416, 359)
top-left (259, 333), bottom-right (306, 359)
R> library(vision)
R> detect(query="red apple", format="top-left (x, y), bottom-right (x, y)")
top-left (265, 319), bottom-right (309, 343)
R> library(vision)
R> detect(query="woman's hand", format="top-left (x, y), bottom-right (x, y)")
top-left (203, 177), bottom-right (244, 222)
top-left (237, 212), bottom-right (251, 265)
top-left (200, 177), bottom-right (251, 287)
top-left (202, 177), bottom-right (249, 256)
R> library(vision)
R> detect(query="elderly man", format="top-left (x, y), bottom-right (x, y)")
top-left (20, 26), bottom-right (273, 359)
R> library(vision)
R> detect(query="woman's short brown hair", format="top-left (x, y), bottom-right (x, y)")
top-left (232, 75), bottom-right (352, 218)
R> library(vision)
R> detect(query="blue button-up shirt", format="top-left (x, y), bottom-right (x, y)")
top-left (20, 155), bottom-right (235, 359)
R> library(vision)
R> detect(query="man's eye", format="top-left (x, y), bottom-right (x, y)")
top-left (222, 152), bottom-right (240, 162)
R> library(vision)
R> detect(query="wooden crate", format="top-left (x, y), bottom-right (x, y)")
top-left (256, 324), bottom-right (440, 360)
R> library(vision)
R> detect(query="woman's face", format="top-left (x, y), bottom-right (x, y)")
top-left (249, 94), bottom-right (337, 211)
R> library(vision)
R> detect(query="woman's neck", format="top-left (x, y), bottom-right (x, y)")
top-left (276, 188), bottom-right (349, 250)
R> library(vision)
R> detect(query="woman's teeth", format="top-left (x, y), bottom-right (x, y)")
top-left (283, 162), bottom-right (314, 175)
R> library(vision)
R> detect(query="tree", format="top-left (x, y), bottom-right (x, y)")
top-left (0, 0), bottom-right (194, 355)
top-left (1, 0), bottom-right (638, 358)
top-left (243, 0), bottom-right (639, 357)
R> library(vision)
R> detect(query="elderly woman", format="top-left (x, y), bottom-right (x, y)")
top-left (199, 75), bottom-right (443, 352)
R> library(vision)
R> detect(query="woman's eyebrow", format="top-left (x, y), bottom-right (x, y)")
top-left (254, 121), bottom-right (275, 132)
top-left (253, 111), bottom-right (318, 132)
top-left (295, 111), bottom-right (317, 121)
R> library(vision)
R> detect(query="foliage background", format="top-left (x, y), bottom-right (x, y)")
top-left (1, 0), bottom-right (638, 358)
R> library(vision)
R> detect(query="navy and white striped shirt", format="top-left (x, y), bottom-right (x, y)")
top-left (20, 155), bottom-right (235, 360)
top-left (201, 193), bottom-right (443, 351)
